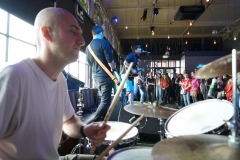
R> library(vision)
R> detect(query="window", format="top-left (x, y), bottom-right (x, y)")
top-left (9, 14), bottom-right (35, 44)
top-left (0, 9), bottom-right (7, 34)
top-left (8, 38), bottom-right (36, 63)
top-left (0, 34), bottom-right (6, 64)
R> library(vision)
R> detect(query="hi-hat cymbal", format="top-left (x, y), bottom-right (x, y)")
top-left (194, 51), bottom-right (240, 79)
top-left (124, 103), bottom-right (175, 119)
top-left (151, 134), bottom-right (240, 160)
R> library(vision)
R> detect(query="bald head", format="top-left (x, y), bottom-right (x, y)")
top-left (34, 7), bottom-right (75, 46)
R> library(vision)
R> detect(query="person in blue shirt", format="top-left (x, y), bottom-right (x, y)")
top-left (123, 45), bottom-right (142, 104)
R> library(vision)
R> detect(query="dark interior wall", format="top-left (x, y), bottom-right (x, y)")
top-left (0, 0), bottom-right (94, 51)
top-left (222, 35), bottom-right (240, 52)
top-left (184, 51), bottom-right (230, 73)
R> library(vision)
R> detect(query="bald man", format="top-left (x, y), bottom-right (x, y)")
top-left (0, 7), bottom-right (110, 160)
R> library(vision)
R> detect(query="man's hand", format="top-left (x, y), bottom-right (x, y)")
top-left (84, 122), bottom-right (111, 147)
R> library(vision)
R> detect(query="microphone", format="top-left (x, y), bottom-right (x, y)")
top-left (141, 50), bottom-right (151, 54)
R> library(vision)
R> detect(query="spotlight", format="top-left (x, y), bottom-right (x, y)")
top-left (113, 17), bottom-right (118, 22)
top-left (141, 9), bottom-right (148, 21)
top-left (153, 8), bottom-right (159, 16)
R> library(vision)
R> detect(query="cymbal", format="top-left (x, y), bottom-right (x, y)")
top-left (194, 51), bottom-right (240, 79)
top-left (151, 134), bottom-right (240, 160)
top-left (124, 103), bottom-right (175, 119)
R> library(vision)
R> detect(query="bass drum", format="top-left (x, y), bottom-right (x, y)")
top-left (165, 99), bottom-right (234, 138)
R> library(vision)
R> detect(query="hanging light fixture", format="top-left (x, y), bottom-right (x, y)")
top-left (113, 17), bottom-right (118, 22)
top-left (185, 41), bottom-right (188, 44)
top-left (234, 37), bottom-right (237, 40)
top-left (163, 46), bottom-right (170, 58)
top-left (125, 0), bottom-right (128, 29)
top-left (150, 26), bottom-right (155, 35)
top-left (187, 31), bottom-right (190, 35)
top-left (153, 8), bottom-right (159, 16)
top-left (190, 21), bottom-right (192, 26)
top-left (168, 34), bottom-right (170, 39)
top-left (214, 40), bottom-right (216, 44)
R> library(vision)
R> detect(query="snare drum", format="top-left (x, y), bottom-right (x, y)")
top-left (93, 121), bottom-right (138, 155)
top-left (107, 147), bottom-right (152, 160)
top-left (165, 99), bottom-right (234, 138)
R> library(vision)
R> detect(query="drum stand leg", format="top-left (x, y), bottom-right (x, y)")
top-left (158, 118), bottom-right (165, 141)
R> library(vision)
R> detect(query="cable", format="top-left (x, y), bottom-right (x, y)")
top-left (139, 117), bottom-right (148, 129)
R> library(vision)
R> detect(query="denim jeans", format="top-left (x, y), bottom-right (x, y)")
top-left (134, 82), bottom-right (146, 103)
top-left (183, 92), bottom-right (191, 106)
top-left (93, 77), bottom-right (112, 122)
top-left (155, 85), bottom-right (162, 101)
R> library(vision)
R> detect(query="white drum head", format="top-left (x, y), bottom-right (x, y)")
top-left (165, 99), bottom-right (234, 137)
top-left (105, 121), bottom-right (138, 141)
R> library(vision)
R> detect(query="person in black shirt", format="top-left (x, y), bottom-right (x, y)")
top-left (86, 25), bottom-right (116, 122)
top-left (147, 72), bottom-right (155, 104)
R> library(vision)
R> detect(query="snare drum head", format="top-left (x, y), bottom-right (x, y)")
top-left (107, 147), bottom-right (152, 160)
top-left (105, 122), bottom-right (138, 141)
top-left (165, 99), bottom-right (234, 137)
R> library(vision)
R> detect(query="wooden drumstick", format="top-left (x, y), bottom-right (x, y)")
top-left (95, 114), bottom-right (144, 160)
top-left (90, 62), bottom-right (134, 154)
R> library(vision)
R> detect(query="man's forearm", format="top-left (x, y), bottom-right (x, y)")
top-left (62, 114), bottom-right (85, 138)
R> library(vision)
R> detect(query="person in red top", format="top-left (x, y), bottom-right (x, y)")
top-left (224, 77), bottom-right (233, 102)
top-left (160, 73), bottom-right (170, 106)
top-left (181, 72), bottom-right (191, 106)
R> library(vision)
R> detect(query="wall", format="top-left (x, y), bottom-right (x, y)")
top-left (184, 51), bottom-right (230, 73)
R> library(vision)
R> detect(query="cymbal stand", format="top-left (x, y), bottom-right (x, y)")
top-left (228, 49), bottom-right (240, 147)
top-left (158, 118), bottom-right (165, 141)
top-left (76, 92), bottom-right (84, 121)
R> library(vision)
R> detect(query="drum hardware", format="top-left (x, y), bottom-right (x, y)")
top-left (151, 49), bottom-right (240, 160)
top-left (70, 143), bottom-right (83, 154)
top-left (164, 99), bottom-right (234, 138)
top-left (124, 103), bottom-right (176, 141)
top-left (95, 115), bottom-right (144, 160)
top-left (76, 93), bottom-right (84, 121)
top-left (158, 118), bottom-right (165, 141)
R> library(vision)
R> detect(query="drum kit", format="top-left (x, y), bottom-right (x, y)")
top-left (75, 50), bottom-right (240, 159)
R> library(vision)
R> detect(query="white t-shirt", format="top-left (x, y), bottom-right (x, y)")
top-left (0, 58), bottom-right (74, 160)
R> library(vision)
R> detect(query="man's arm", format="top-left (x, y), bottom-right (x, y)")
top-left (123, 60), bottom-right (137, 74)
top-left (62, 114), bottom-right (111, 147)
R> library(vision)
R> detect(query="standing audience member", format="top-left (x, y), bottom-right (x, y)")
top-left (181, 73), bottom-right (191, 106)
top-left (190, 74), bottom-right (200, 103)
top-left (224, 76), bottom-right (233, 103)
top-left (86, 25), bottom-right (116, 122)
top-left (146, 72), bottom-right (155, 104)
top-left (175, 73), bottom-right (181, 106)
top-left (123, 45), bottom-right (142, 104)
top-left (200, 78), bottom-right (209, 100)
top-left (155, 72), bottom-right (162, 103)
top-left (0, 7), bottom-right (110, 160)
top-left (171, 73), bottom-right (177, 102)
top-left (160, 73), bottom-right (170, 106)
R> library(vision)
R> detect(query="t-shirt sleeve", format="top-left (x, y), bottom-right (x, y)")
top-left (0, 67), bottom-right (20, 138)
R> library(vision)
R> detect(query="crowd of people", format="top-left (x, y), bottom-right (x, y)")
top-left (131, 68), bottom-right (237, 109)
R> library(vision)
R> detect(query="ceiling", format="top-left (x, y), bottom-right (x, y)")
top-left (101, 0), bottom-right (240, 40)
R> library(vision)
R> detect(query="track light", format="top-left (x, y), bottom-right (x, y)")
top-left (150, 26), bottom-right (154, 35)
top-left (141, 9), bottom-right (148, 21)
top-left (153, 8), bottom-right (159, 16)
top-left (113, 17), bottom-right (118, 22)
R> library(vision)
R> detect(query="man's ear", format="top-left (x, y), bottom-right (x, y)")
top-left (41, 26), bottom-right (52, 42)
